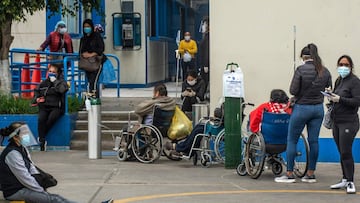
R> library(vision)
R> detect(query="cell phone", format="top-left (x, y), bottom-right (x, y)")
top-left (186, 88), bottom-right (192, 92)
top-left (320, 91), bottom-right (333, 97)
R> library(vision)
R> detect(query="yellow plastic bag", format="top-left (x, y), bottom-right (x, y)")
top-left (167, 106), bottom-right (193, 140)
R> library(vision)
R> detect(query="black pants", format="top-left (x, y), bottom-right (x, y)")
top-left (38, 107), bottom-right (64, 142)
top-left (332, 121), bottom-right (359, 181)
top-left (85, 64), bottom-right (103, 98)
top-left (181, 60), bottom-right (196, 80)
top-left (182, 96), bottom-right (197, 112)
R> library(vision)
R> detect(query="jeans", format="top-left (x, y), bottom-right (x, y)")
top-left (176, 124), bottom-right (205, 155)
top-left (6, 188), bottom-right (77, 203)
top-left (286, 103), bottom-right (324, 172)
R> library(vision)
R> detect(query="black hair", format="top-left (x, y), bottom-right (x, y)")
top-left (270, 89), bottom-right (289, 103)
top-left (337, 55), bottom-right (354, 71)
top-left (301, 43), bottom-right (324, 76)
top-left (154, 83), bottom-right (168, 96)
top-left (0, 122), bottom-right (24, 144)
top-left (186, 70), bottom-right (198, 78)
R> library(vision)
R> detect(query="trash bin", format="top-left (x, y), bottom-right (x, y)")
top-left (192, 103), bottom-right (209, 126)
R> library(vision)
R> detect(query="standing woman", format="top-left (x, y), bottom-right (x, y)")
top-left (275, 43), bottom-right (332, 183)
top-left (328, 55), bottom-right (360, 194)
top-left (79, 19), bottom-right (105, 98)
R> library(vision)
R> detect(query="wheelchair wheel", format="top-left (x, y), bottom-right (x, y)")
top-left (131, 125), bottom-right (163, 163)
top-left (236, 161), bottom-right (247, 176)
top-left (117, 149), bottom-right (128, 161)
top-left (214, 129), bottom-right (225, 163)
top-left (271, 161), bottom-right (283, 176)
top-left (245, 133), bottom-right (265, 179)
top-left (192, 152), bottom-right (198, 166)
top-left (293, 133), bottom-right (310, 178)
top-left (200, 152), bottom-right (212, 167)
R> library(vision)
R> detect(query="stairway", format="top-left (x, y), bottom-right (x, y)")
top-left (70, 97), bottom-right (146, 150)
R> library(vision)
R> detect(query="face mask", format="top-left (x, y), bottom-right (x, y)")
top-left (84, 27), bottom-right (92, 34)
top-left (20, 134), bottom-right (31, 146)
top-left (201, 24), bottom-right (207, 33)
top-left (59, 27), bottom-right (67, 34)
top-left (48, 73), bottom-right (57, 82)
top-left (337, 66), bottom-right (351, 78)
top-left (184, 36), bottom-right (191, 41)
top-left (187, 80), bottom-right (196, 86)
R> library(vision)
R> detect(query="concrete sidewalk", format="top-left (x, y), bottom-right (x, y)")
top-left (5, 150), bottom-right (358, 203)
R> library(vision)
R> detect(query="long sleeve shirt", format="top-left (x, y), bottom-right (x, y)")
top-left (178, 39), bottom-right (198, 58)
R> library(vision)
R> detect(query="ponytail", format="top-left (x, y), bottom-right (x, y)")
top-left (308, 43), bottom-right (324, 76)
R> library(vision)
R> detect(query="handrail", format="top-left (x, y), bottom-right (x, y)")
top-left (9, 48), bottom-right (121, 113)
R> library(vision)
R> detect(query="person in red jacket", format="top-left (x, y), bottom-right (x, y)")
top-left (37, 21), bottom-right (73, 61)
top-left (249, 89), bottom-right (292, 133)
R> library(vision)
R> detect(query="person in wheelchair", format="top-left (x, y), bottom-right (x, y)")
top-left (165, 104), bottom-right (224, 156)
top-left (134, 83), bottom-right (176, 125)
top-left (249, 89), bottom-right (292, 133)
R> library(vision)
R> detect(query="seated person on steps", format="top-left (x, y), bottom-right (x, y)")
top-left (181, 70), bottom-right (206, 112)
top-left (249, 89), bottom-right (292, 133)
top-left (134, 83), bottom-right (176, 125)
top-left (165, 103), bottom-right (224, 156)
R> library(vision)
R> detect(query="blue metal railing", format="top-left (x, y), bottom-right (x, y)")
top-left (9, 48), bottom-right (121, 113)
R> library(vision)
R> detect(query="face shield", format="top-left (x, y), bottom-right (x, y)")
top-left (8, 124), bottom-right (38, 147)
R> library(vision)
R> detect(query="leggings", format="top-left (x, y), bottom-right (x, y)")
top-left (332, 121), bottom-right (359, 181)
top-left (85, 64), bottom-right (103, 98)
top-left (38, 107), bottom-right (64, 143)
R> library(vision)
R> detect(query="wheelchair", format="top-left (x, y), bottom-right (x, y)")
top-left (181, 117), bottom-right (225, 167)
top-left (239, 112), bottom-right (310, 179)
top-left (114, 105), bottom-right (175, 163)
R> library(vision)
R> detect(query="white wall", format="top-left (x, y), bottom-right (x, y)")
top-left (210, 0), bottom-right (360, 137)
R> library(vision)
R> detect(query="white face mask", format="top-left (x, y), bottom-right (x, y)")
top-left (201, 23), bottom-right (208, 33)
top-left (184, 36), bottom-right (191, 41)
top-left (187, 80), bottom-right (196, 86)
top-left (59, 27), bottom-right (67, 34)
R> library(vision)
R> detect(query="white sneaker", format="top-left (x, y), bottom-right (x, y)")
top-left (346, 182), bottom-right (356, 194)
top-left (274, 174), bottom-right (296, 183)
top-left (330, 179), bottom-right (347, 189)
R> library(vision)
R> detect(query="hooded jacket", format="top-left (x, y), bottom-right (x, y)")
top-left (79, 19), bottom-right (105, 60)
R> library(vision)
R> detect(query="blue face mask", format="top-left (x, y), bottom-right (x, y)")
top-left (20, 134), bottom-right (31, 146)
top-left (84, 27), bottom-right (92, 34)
top-left (337, 66), bottom-right (351, 78)
top-left (48, 73), bottom-right (57, 78)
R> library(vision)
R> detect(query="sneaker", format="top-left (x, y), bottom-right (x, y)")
top-left (274, 174), bottom-right (296, 183)
top-left (165, 141), bottom-right (174, 150)
top-left (330, 179), bottom-right (347, 189)
top-left (346, 182), bottom-right (356, 194)
top-left (101, 198), bottom-right (113, 203)
top-left (40, 141), bottom-right (47, 151)
top-left (301, 174), bottom-right (317, 183)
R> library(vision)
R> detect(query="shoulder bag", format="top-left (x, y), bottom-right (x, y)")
top-left (32, 166), bottom-right (58, 189)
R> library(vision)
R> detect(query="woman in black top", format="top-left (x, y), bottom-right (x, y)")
top-left (328, 55), bottom-right (360, 194)
top-left (181, 70), bottom-right (206, 112)
top-left (79, 19), bottom-right (105, 98)
top-left (33, 64), bottom-right (69, 151)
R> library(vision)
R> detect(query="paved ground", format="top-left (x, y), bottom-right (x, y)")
top-left (2, 150), bottom-right (358, 203)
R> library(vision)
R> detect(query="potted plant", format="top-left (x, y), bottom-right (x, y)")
top-left (0, 93), bottom-right (81, 148)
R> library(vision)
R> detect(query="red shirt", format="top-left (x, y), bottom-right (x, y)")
top-left (249, 102), bottom-right (292, 133)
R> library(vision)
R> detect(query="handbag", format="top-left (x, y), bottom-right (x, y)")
top-left (323, 104), bottom-right (333, 129)
top-left (79, 55), bottom-right (103, 72)
top-left (32, 166), bottom-right (58, 189)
